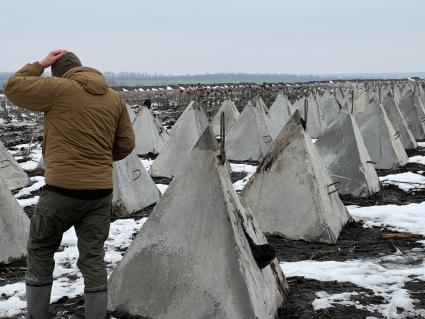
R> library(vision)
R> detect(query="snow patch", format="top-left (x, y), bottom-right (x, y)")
top-left (348, 202), bottom-right (425, 236)
top-left (14, 176), bottom-right (45, 198)
top-left (379, 172), bottom-right (425, 192)
top-left (409, 156), bottom-right (425, 166)
top-left (13, 144), bottom-right (43, 171)
top-left (281, 254), bottom-right (425, 318)
top-left (156, 184), bottom-right (168, 194)
top-left (140, 159), bottom-right (154, 171)
top-left (17, 196), bottom-right (39, 207)
top-left (313, 291), bottom-right (360, 310)
top-left (230, 163), bottom-right (257, 191)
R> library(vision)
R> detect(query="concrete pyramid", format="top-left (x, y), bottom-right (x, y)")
top-left (418, 84), bottom-right (425, 106)
top-left (318, 92), bottom-right (342, 130)
top-left (355, 99), bottom-right (408, 169)
top-left (306, 95), bottom-right (323, 138)
top-left (398, 90), bottom-right (425, 140)
top-left (108, 126), bottom-right (287, 319)
top-left (149, 100), bottom-right (209, 178)
top-left (0, 176), bottom-right (30, 264)
top-left (382, 93), bottom-right (417, 150)
top-left (0, 141), bottom-right (29, 190)
top-left (257, 95), bottom-right (270, 114)
top-left (413, 94), bottom-right (425, 132)
top-left (393, 86), bottom-right (403, 104)
top-left (353, 92), bottom-right (369, 113)
top-left (112, 151), bottom-right (160, 217)
top-left (256, 96), bottom-right (272, 127)
top-left (339, 99), bottom-right (352, 113)
top-left (291, 97), bottom-right (305, 118)
top-left (315, 112), bottom-right (380, 197)
top-left (335, 89), bottom-right (346, 106)
top-left (126, 104), bottom-right (136, 123)
top-left (225, 97), bottom-right (273, 161)
top-left (242, 112), bottom-right (350, 243)
top-left (378, 86), bottom-right (388, 102)
top-left (211, 99), bottom-right (240, 135)
top-left (133, 105), bottom-right (169, 155)
top-left (401, 84), bottom-right (412, 94)
top-left (293, 95), bottom-right (323, 138)
top-left (268, 92), bottom-right (293, 139)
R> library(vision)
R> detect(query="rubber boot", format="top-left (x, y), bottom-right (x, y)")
top-left (85, 290), bottom-right (107, 319)
top-left (250, 242), bottom-right (276, 269)
top-left (243, 228), bottom-right (276, 269)
top-left (26, 284), bottom-right (52, 319)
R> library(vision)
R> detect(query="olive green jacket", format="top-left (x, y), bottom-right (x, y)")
top-left (4, 62), bottom-right (135, 189)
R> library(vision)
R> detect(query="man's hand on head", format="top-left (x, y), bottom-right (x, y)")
top-left (39, 49), bottom-right (68, 68)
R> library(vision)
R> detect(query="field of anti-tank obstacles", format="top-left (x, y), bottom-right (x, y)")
top-left (1, 79), bottom-right (425, 318)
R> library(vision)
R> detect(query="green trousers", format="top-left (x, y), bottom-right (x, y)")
top-left (26, 189), bottom-right (112, 291)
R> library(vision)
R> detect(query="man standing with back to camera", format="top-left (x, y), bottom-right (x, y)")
top-left (4, 49), bottom-right (135, 318)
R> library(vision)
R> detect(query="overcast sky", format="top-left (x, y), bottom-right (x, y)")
top-left (1, 0), bottom-right (424, 74)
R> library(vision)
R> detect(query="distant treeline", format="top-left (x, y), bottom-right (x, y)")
top-left (102, 72), bottom-right (425, 86)
top-left (1, 71), bottom-right (424, 87)
top-left (102, 72), bottom-right (321, 86)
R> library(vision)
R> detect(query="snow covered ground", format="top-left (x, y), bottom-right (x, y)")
top-left (282, 253), bottom-right (425, 318)
top-left (349, 202), bottom-right (425, 236)
top-left (230, 163), bottom-right (257, 191)
top-left (379, 172), bottom-right (425, 191)
top-left (2, 142), bottom-right (425, 318)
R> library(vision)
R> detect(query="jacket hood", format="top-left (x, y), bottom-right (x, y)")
top-left (63, 67), bottom-right (109, 95)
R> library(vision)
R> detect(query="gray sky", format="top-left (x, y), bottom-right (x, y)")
top-left (1, 0), bottom-right (424, 74)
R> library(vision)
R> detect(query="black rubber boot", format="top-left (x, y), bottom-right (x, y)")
top-left (243, 228), bottom-right (276, 269)
top-left (250, 242), bottom-right (276, 269)
top-left (85, 290), bottom-right (107, 319)
top-left (26, 284), bottom-right (52, 319)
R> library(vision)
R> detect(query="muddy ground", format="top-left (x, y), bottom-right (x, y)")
top-left (340, 184), bottom-right (425, 206)
top-left (0, 122), bottom-right (42, 148)
top-left (268, 220), bottom-right (424, 263)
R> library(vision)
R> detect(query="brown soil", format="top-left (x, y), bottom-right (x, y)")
top-left (0, 259), bottom-right (26, 286)
top-left (376, 162), bottom-right (425, 176)
top-left (406, 146), bottom-right (425, 157)
top-left (0, 123), bottom-right (42, 148)
top-left (340, 184), bottom-right (425, 206)
top-left (267, 220), bottom-right (424, 263)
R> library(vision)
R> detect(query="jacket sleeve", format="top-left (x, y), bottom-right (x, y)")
top-left (112, 102), bottom-right (135, 161)
top-left (3, 62), bottom-right (58, 112)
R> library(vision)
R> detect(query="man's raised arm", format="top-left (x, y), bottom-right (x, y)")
top-left (4, 50), bottom-right (66, 112)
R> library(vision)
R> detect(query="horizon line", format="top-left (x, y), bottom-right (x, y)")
top-left (1, 70), bottom-right (425, 77)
